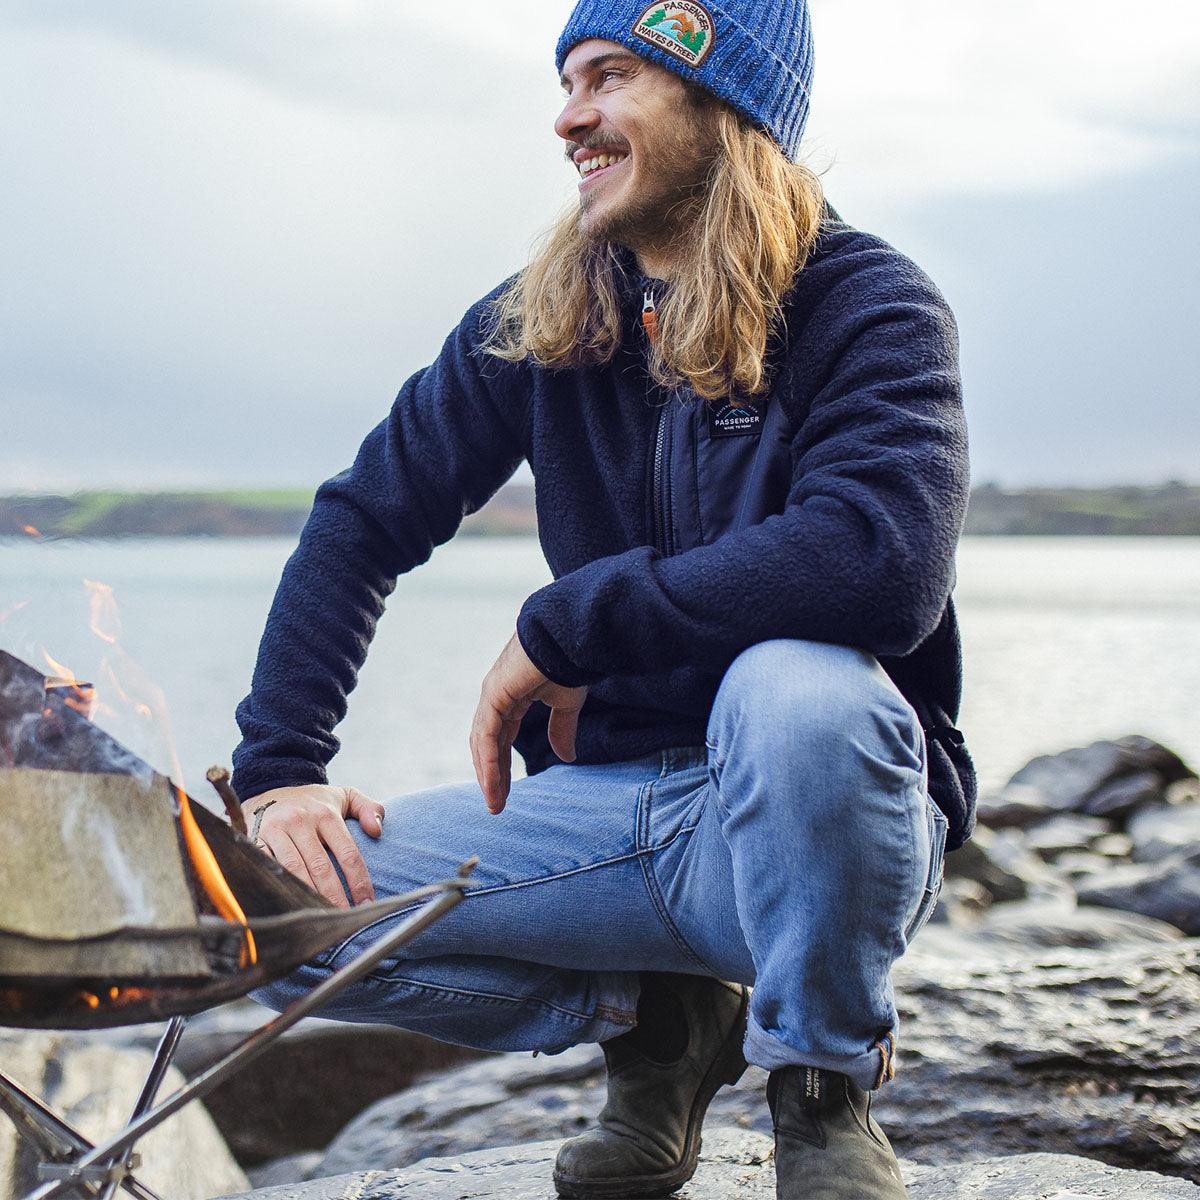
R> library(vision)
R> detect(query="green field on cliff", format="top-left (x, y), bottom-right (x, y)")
top-left (4, 483), bottom-right (1200, 538)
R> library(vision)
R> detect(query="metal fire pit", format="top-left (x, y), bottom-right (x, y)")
top-left (0, 650), bottom-right (476, 1198)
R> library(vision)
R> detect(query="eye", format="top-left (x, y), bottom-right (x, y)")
top-left (600, 68), bottom-right (625, 84)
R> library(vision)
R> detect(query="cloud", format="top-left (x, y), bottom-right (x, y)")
top-left (1, 0), bottom-right (1197, 490)
top-left (806, 0), bottom-right (1200, 199)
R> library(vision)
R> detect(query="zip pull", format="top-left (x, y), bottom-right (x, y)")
top-left (641, 288), bottom-right (659, 346)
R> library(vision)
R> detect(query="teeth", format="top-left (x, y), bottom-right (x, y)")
top-left (579, 153), bottom-right (627, 178)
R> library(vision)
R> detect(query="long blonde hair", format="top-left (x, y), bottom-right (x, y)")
top-left (485, 107), bottom-right (825, 400)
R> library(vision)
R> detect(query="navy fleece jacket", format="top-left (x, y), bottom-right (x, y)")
top-left (232, 216), bottom-right (976, 847)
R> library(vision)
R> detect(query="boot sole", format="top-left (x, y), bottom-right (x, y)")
top-left (553, 987), bottom-right (750, 1199)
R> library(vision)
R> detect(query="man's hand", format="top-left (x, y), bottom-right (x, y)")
top-left (470, 633), bottom-right (588, 814)
top-left (242, 783), bottom-right (385, 909)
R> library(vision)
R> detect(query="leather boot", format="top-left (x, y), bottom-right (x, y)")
top-left (553, 974), bottom-right (749, 1199)
top-left (767, 1065), bottom-right (907, 1199)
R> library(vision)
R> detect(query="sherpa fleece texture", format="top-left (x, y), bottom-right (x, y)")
top-left (232, 216), bottom-right (974, 844)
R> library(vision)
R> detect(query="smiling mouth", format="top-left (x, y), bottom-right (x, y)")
top-left (578, 153), bottom-right (629, 181)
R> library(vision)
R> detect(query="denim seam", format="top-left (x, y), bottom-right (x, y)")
top-left (323, 847), bottom-right (663, 962)
top-left (349, 968), bottom-right (636, 1026)
top-left (901, 780), bottom-right (933, 942)
top-left (635, 772), bottom-right (717, 975)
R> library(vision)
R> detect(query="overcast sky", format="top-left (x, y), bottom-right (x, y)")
top-left (2, 0), bottom-right (1198, 491)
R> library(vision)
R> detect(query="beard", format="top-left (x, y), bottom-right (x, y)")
top-left (572, 108), bottom-right (718, 255)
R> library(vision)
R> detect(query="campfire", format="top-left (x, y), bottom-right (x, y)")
top-left (0, 647), bottom-right (474, 1199)
top-left (0, 648), bottom-right (466, 1027)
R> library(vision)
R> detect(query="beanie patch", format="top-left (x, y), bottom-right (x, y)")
top-left (630, 2), bottom-right (715, 68)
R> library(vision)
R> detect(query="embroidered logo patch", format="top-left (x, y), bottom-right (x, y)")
top-left (708, 399), bottom-right (764, 438)
top-left (631, 2), bottom-right (715, 68)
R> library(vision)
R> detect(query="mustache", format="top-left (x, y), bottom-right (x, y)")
top-left (564, 133), bottom-right (633, 162)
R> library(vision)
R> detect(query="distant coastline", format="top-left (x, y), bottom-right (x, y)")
top-left (4, 482), bottom-right (1200, 539)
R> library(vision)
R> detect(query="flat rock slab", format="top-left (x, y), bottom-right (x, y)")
top-left (222, 1129), bottom-right (771, 1199)
top-left (876, 938), bottom-right (1200, 1181)
top-left (904, 1151), bottom-right (1200, 1196)
top-left (220, 1134), bottom-right (1200, 1199)
top-left (257, 938), bottom-right (1200, 1189)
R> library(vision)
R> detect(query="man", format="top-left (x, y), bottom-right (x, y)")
top-left (231, 1), bottom-right (975, 1197)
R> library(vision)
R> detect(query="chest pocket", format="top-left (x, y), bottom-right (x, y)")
top-left (666, 397), bottom-right (795, 551)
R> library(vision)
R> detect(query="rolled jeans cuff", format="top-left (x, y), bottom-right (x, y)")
top-left (744, 1012), bottom-right (892, 1093)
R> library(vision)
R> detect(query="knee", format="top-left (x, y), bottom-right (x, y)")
top-left (709, 640), bottom-right (919, 765)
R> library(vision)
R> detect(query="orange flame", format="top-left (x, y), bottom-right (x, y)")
top-left (23, 525), bottom-right (40, 537)
top-left (42, 649), bottom-right (76, 681)
top-left (83, 579), bottom-right (121, 645)
top-left (99, 663), bottom-right (153, 721)
top-left (176, 785), bottom-right (257, 966)
top-left (40, 650), bottom-right (95, 717)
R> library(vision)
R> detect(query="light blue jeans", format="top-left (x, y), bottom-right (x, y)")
top-left (256, 640), bottom-right (947, 1091)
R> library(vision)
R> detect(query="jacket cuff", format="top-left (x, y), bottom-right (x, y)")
top-left (517, 593), bottom-right (602, 689)
top-left (229, 758), bottom-right (328, 805)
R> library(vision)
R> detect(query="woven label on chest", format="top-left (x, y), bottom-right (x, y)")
top-left (707, 399), bottom-right (764, 438)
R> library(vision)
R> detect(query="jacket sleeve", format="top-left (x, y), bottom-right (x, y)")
top-left (516, 251), bottom-right (970, 688)
top-left (231, 293), bottom-right (531, 801)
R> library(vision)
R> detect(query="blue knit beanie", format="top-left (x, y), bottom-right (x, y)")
top-left (556, 0), bottom-right (814, 160)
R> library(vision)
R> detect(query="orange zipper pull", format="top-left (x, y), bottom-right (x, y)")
top-left (642, 289), bottom-right (659, 346)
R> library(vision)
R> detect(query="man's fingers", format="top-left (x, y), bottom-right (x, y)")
top-left (472, 718), bottom-right (508, 815)
top-left (471, 680), bottom-right (529, 814)
top-left (345, 787), bottom-right (385, 838)
top-left (292, 826), bottom-right (354, 908)
top-left (319, 813), bottom-right (376, 905)
top-left (267, 831), bottom-right (322, 898)
top-left (472, 633), bottom-right (587, 813)
top-left (268, 809), bottom-right (352, 908)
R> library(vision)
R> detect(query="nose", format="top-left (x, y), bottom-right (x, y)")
top-left (554, 90), bottom-right (600, 144)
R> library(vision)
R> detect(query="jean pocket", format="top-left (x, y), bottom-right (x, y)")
top-left (904, 800), bottom-right (948, 942)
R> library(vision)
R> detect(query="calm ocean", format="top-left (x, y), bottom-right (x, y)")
top-left (4, 535), bottom-right (1199, 803)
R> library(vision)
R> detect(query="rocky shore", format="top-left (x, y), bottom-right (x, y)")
top-left (4, 734), bottom-right (1200, 1198)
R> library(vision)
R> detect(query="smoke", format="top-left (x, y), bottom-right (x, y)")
top-left (0, 578), bottom-right (186, 790)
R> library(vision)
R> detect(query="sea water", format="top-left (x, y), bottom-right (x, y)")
top-left (3, 535), bottom-right (1199, 803)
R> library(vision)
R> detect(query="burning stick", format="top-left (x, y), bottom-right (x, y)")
top-left (206, 766), bottom-right (247, 836)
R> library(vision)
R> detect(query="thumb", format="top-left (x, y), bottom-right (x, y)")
top-left (345, 787), bottom-right (385, 838)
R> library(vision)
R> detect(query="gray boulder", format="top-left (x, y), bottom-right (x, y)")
top-left (217, 1134), bottom-right (1200, 1199)
top-left (926, 876), bottom-right (991, 925)
top-left (0, 1030), bottom-right (248, 1199)
top-left (974, 781), bottom-right (1062, 829)
top-left (1056, 848), bottom-right (1121, 879)
top-left (1130, 803), bottom-right (1200, 863)
top-left (1024, 813), bottom-right (1113, 859)
top-left (1085, 769), bottom-right (1170, 820)
top-left (1074, 847), bottom-right (1200, 934)
top-left (314, 1044), bottom-right (606, 1178)
top-left (978, 737), bottom-right (1195, 829)
top-left (101, 998), bottom-right (488, 1163)
top-left (968, 899), bottom-right (1183, 949)
top-left (943, 825), bottom-right (1057, 903)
